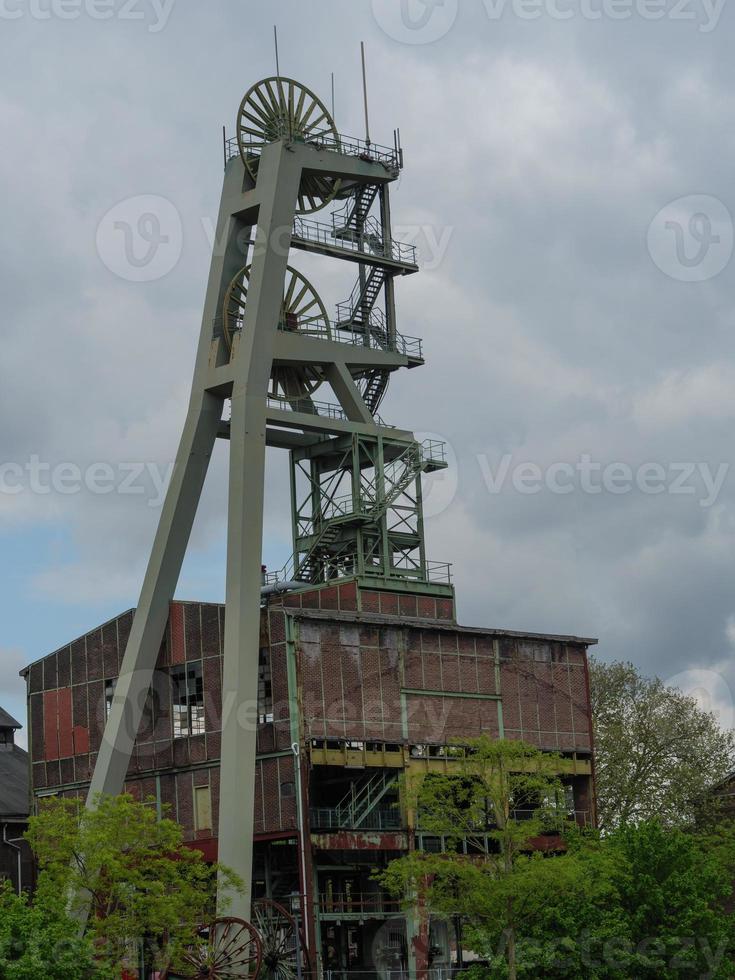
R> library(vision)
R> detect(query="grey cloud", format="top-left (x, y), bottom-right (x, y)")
top-left (1, 0), bottom-right (734, 734)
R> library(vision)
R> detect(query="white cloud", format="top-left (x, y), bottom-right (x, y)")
top-left (632, 365), bottom-right (735, 430)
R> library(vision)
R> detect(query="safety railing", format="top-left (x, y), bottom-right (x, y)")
top-left (265, 394), bottom-right (389, 428)
top-left (292, 215), bottom-right (417, 266)
top-left (266, 394), bottom-right (349, 421)
top-left (213, 314), bottom-right (422, 361)
top-left (310, 807), bottom-right (402, 832)
top-left (264, 553), bottom-right (452, 588)
top-left (334, 324), bottom-right (423, 360)
top-left (226, 131), bottom-right (401, 170)
top-left (415, 809), bottom-right (590, 831)
top-left (420, 439), bottom-right (447, 465)
top-left (318, 892), bottom-right (403, 916)
top-left (407, 560), bottom-right (453, 585)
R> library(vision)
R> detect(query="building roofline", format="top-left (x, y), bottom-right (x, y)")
top-left (19, 607), bottom-right (136, 677)
top-left (18, 599), bottom-right (226, 676)
top-left (19, 599), bottom-right (598, 680)
top-left (281, 607), bottom-right (598, 645)
top-left (0, 707), bottom-right (23, 729)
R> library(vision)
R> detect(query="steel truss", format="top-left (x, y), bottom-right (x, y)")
top-left (84, 75), bottom-right (448, 926)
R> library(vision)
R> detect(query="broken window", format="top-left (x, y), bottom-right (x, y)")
top-left (258, 647), bottom-right (274, 723)
top-left (104, 679), bottom-right (116, 720)
top-left (171, 663), bottom-right (205, 738)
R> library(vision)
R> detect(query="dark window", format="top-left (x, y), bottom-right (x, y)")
top-left (258, 648), bottom-right (273, 724)
top-left (172, 663), bottom-right (205, 738)
top-left (104, 679), bottom-right (116, 720)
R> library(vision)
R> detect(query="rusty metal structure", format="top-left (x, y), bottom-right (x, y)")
top-left (20, 74), bottom-right (598, 979)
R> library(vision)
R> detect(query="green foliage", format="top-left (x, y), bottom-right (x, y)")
top-left (0, 882), bottom-right (102, 980)
top-left (507, 821), bottom-right (735, 978)
top-left (381, 737), bottom-right (569, 979)
top-left (395, 821), bottom-right (735, 978)
top-left (590, 657), bottom-right (735, 830)
top-left (381, 737), bottom-right (735, 979)
top-left (403, 736), bottom-right (568, 861)
top-left (25, 793), bottom-right (242, 979)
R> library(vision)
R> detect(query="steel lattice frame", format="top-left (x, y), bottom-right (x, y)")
top-left (83, 76), bottom-right (444, 932)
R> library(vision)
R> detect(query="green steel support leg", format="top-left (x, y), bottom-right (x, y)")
top-left (217, 142), bottom-right (302, 919)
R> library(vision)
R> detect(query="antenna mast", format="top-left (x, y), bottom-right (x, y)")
top-left (360, 42), bottom-right (371, 146)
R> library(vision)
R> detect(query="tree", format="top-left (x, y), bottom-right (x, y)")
top-left (379, 737), bottom-right (570, 980)
top-left (25, 793), bottom-right (241, 979)
top-left (515, 820), bottom-right (735, 978)
top-left (380, 736), bottom-right (735, 978)
top-left (590, 658), bottom-right (735, 830)
top-left (0, 881), bottom-right (101, 980)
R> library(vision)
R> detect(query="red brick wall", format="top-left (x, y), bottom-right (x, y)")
top-left (272, 579), bottom-right (455, 621)
top-left (26, 602), bottom-right (299, 840)
top-left (297, 619), bottom-right (592, 752)
top-left (25, 599), bottom-right (592, 841)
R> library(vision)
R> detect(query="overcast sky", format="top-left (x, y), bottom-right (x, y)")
top-left (2, 0), bottom-right (735, 746)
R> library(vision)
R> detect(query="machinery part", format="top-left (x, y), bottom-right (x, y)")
top-left (238, 76), bottom-right (341, 214)
top-left (252, 899), bottom-right (310, 980)
top-left (164, 917), bottom-right (262, 979)
top-left (223, 264), bottom-right (330, 401)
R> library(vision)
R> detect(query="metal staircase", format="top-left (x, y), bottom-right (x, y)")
top-left (334, 770), bottom-right (398, 829)
top-left (332, 185), bottom-right (381, 247)
top-left (336, 264), bottom-right (390, 414)
top-left (295, 521), bottom-right (343, 581)
top-left (381, 442), bottom-right (425, 510)
top-left (337, 266), bottom-right (388, 330)
top-left (361, 369), bottom-right (390, 414)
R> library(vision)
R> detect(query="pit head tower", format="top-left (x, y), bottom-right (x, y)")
top-left (85, 75), bottom-right (452, 918)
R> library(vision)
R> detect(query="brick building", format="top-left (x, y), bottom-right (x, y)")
top-left (21, 577), bottom-right (596, 977)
